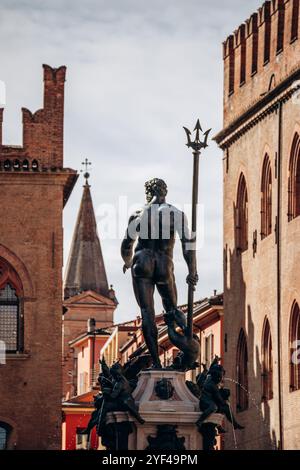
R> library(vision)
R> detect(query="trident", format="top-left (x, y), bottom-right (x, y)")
top-left (183, 120), bottom-right (211, 339)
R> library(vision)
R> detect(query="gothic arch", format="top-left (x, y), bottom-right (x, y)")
top-left (0, 416), bottom-right (17, 449)
top-left (261, 317), bottom-right (273, 401)
top-left (261, 154), bottom-right (272, 239)
top-left (289, 301), bottom-right (300, 391)
top-left (236, 328), bottom-right (249, 412)
top-left (0, 245), bottom-right (34, 299)
top-left (235, 173), bottom-right (249, 253)
top-left (288, 132), bottom-right (300, 221)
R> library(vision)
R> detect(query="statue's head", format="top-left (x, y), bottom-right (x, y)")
top-left (210, 364), bottom-right (224, 384)
top-left (110, 362), bottom-right (123, 378)
top-left (145, 178), bottom-right (168, 203)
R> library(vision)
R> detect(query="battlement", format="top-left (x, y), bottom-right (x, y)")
top-left (222, 0), bottom-right (300, 127)
top-left (0, 64), bottom-right (66, 169)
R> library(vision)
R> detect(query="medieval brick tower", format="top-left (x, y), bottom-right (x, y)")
top-left (0, 65), bottom-right (77, 449)
top-left (215, 0), bottom-right (300, 450)
top-left (62, 176), bottom-right (117, 400)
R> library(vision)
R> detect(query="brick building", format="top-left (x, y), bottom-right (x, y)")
top-left (0, 65), bottom-right (77, 449)
top-left (215, 0), bottom-right (300, 450)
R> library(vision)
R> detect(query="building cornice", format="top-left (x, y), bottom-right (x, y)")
top-left (214, 67), bottom-right (300, 150)
top-left (0, 169), bottom-right (78, 206)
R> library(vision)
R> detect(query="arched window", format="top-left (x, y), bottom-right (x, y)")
top-left (0, 258), bottom-right (23, 353)
top-left (236, 173), bottom-right (248, 252)
top-left (0, 422), bottom-right (12, 450)
top-left (236, 329), bottom-right (249, 412)
top-left (261, 155), bottom-right (272, 239)
top-left (288, 133), bottom-right (300, 221)
top-left (290, 302), bottom-right (300, 391)
top-left (262, 318), bottom-right (273, 401)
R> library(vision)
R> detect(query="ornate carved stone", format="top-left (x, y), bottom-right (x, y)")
top-left (154, 378), bottom-right (174, 400)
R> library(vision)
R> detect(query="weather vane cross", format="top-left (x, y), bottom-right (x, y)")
top-left (81, 158), bottom-right (92, 184)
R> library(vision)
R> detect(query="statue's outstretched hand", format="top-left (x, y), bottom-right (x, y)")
top-left (123, 262), bottom-right (132, 274)
top-left (186, 272), bottom-right (199, 288)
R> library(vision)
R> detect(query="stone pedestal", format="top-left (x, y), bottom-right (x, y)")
top-left (105, 370), bottom-right (223, 450)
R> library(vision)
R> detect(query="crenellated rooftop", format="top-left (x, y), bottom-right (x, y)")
top-left (0, 64), bottom-right (66, 169)
top-left (221, 0), bottom-right (300, 129)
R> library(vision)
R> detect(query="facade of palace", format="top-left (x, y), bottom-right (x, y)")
top-left (215, 0), bottom-right (300, 450)
top-left (0, 65), bottom-right (77, 449)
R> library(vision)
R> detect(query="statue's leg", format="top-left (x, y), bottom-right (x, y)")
top-left (197, 402), bottom-right (218, 425)
top-left (131, 251), bottom-right (161, 367)
top-left (132, 276), bottom-right (161, 368)
top-left (155, 255), bottom-right (177, 312)
top-left (220, 404), bottom-right (245, 430)
top-left (156, 256), bottom-right (187, 331)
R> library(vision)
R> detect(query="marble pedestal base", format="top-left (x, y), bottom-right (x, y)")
top-left (106, 370), bottom-right (223, 451)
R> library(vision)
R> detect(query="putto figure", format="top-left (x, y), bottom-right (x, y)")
top-left (121, 178), bottom-right (198, 369)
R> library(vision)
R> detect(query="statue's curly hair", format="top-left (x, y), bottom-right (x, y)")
top-left (144, 178), bottom-right (168, 197)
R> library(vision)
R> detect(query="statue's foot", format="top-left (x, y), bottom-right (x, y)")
top-left (152, 362), bottom-right (163, 370)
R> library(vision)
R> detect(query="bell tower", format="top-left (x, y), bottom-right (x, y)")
top-left (62, 170), bottom-right (117, 399)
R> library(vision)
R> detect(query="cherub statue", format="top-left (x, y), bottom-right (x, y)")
top-left (108, 362), bottom-right (145, 424)
top-left (81, 358), bottom-right (145, 448)
top-left (196, 357), bottom-right (244, 432)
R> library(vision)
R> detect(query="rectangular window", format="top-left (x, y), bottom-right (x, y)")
top-left (79, 371), bottom-right (88, 395)
top-left (229, 37), bottom-right (235, 95)
top-left (252, 16), bottom-right (258, 75)
top-left (0, 305), bottom-right (18, 352)
top-left (277, 0), bottom-right (285, 53)
top-left (76, 429), bottom-right (88, 450)
top-left (205, 334), bottom-right (214, 368)
top-left (240, 34), bottom-right (246, 85)
top-left (291, 0), bottom-right (299, 42)
top-left (264, 4), bottom-right (271, 64)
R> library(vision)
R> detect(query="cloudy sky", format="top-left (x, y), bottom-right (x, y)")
top-left (0, 0), bottom-right (263, 322)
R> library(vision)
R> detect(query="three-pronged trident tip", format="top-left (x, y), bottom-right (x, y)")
top-left (183, 119), bottom-right (211, 153)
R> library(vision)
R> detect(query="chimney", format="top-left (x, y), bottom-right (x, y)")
top-left (87, 318), bottom-right (96, 334)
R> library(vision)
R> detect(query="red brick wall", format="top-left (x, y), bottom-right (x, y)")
top-left (0, 65), bottom-right (75, 449)
top-left (218, 0), bottom-right (300, 451)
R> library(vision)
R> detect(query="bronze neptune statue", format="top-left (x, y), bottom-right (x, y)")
top-left (121, 178), bottom-right (198, 369)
